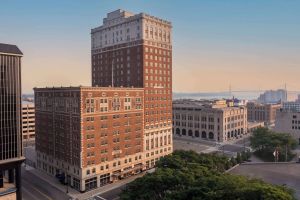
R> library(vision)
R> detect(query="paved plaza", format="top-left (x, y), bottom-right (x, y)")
top-left (230, 163), bottom-right (300, 199)
top-left (173, 138), bottom-right (213, 153)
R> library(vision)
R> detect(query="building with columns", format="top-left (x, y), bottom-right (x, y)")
top-left (173, 99), bottom-right (248, 142)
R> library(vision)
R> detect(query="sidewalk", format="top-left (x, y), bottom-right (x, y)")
top-left (24, 165), bottom-right (78, 198)
top-left (24, 165), bottom-right (145, 200)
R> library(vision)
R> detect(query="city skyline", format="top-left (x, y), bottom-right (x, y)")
top-left (1, 0), bottom-right (300, 93)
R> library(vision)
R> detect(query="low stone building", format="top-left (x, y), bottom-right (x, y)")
top-left (247, 102), bottom-right (281, 125)
top-left (172, 99), bottom-right (247, 143)
top-left (274, 109), bottom-right (300, 144)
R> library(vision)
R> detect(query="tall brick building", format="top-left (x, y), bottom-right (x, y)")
top-left (91, 9), bottom-right (173, 170)
top-left (35, 87), bottom-right (148, 191)
top-left (35, 9), bottom-right (173, 192)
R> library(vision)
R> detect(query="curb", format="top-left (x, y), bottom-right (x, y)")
top-left (225, 164), bottom-right (240, 173)
top-left (241, 161), bottom-right (297, 165)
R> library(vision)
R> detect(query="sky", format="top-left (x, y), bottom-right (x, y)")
top-left (1, 0), bottom-right (300, 93)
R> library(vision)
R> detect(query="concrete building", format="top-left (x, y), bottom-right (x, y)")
top-left (282, 101), bottom-right (300, 112)
top-left (22, 102), bottom-right (35, 146)
top-left (0, 43), bottom-right (25, 200)
top-left (247, 121), bottom-right (264, 133)
top-left (172, 99), bottom-right (247, 142)
top-left (274, 109), bottom-right (300, 144)
top-left (297, 94), bottom-right (300, 103)
top-left (91, 10), bottom-right (173, 172)
top-left (247, 102), bottom-right (281, 125)
top-left (257, 89), bottom-right (287, 104)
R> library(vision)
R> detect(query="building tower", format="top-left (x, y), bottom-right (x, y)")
top-left (91, 10), bottom-right (173, 168)
top-left (0, 43), bottom-right (25, 200)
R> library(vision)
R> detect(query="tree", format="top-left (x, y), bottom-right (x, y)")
top-left (236, 152), bottom-right (242, 163)
top-left (120, 150), bottom-right (295, 200)
top-left (241, 151), bottom-right (247, 161)
top-left (250, 127), bottom-right (297, 162)
top-left (231, 156), bottom-right (237, 166)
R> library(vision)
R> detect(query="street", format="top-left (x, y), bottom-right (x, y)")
top-left (22, 167), bottom-right (70, 200)
top-left (94, 186), bottom-right (124, 200)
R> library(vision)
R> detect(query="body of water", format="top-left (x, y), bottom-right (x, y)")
top-left (173, 91), bottom-right (299, 101)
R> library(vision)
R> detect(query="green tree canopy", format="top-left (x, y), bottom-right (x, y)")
top-left (120, 150), bottom-right (295, 200)
top-left (250, 127), bottom-right (297, 161)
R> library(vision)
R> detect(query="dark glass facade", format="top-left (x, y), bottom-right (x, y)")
top-left (0, 43), bottom-right (24, 200)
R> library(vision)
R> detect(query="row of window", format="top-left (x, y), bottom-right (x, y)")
top-left (86, 155), bottom-right (143, 176)
top-left (86, 97), bottom-right (141, 104)
top-left (145, 147), bottom-right (171, 157)
top-left (145, 122), bottom-right (172, 130)
top-left (144, 47), bottom-right (171, 56)
top-left (86, 148), bottom-right (142, 166)
top-left (145, 61), bottom-right (171, 69)
top-left (145, 75), bottom-right (171, 82)
top-left (145, 135), bottom-right (171, 150)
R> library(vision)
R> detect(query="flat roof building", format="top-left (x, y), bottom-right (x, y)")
top-left (274, 109), bottom-right (300, 144)
top-left (35, 9), bottom-right (173, 192)
top-left (172, 99), bottom-right (247, 143)
top-left (247, 102), bottom-right (281, 125)
top-left (282, 101), bottom-right (300, 112)
top-left (91, 9), bottom-right (173, 176)
top-left (0, 43), bottom-right (25, 200)
top-left (35, 87), bottom-right (147, 192)
top-left (22, 102), bottom-right (35, 146)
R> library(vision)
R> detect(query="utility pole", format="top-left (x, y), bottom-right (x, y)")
top-left (111, 58), bottom-right (114, 87)
top-left (285, 144), bottom-right (288, 162)
top-left (66, 169), bottom-right (69, 193)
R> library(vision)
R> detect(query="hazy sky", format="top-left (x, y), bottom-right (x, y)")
top-left (1, 0), bottom-right (300, 93)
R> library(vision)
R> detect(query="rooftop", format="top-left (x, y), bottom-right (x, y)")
top-left (92, 9), bottom-right (171, 33)
top-left (33, 86), bottom-right (144, 91)
top-left (173, 99), bottom-right (245, 110)
top-left (0, 43), bottom-right (23, 55)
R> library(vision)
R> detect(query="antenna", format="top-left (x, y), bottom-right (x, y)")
top-left (229, 84), bottom-right (232, 98)
top-left (284, 83), bottom-right (287, 101)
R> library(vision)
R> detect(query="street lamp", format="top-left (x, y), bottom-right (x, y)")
top-left (66, 169), bottom-right (69, 194)
top-left (61, 166), bottom-right (69, 194)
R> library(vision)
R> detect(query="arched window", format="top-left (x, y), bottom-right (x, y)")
top-left (176, 128), bottom-right (180, 135)
top-left (209, 132), bottom-right (214, 139)
top-left (182, 129), bottom-right (186, 135)
top-left (201, 131), bottom-right (207, 139)
top-left (195, 131), bottom-right (200, 137)
top-left (188, 130), bottom-right (193, 137)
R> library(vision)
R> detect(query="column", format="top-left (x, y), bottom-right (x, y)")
top-left (8, 169), bottom-right (14, 183)
top-left (16, 165), bottom-right (22, 200)
top-left (80, 179), bottom-right (85, 192)
top-left (0, 170), bottom-right (3, 188)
